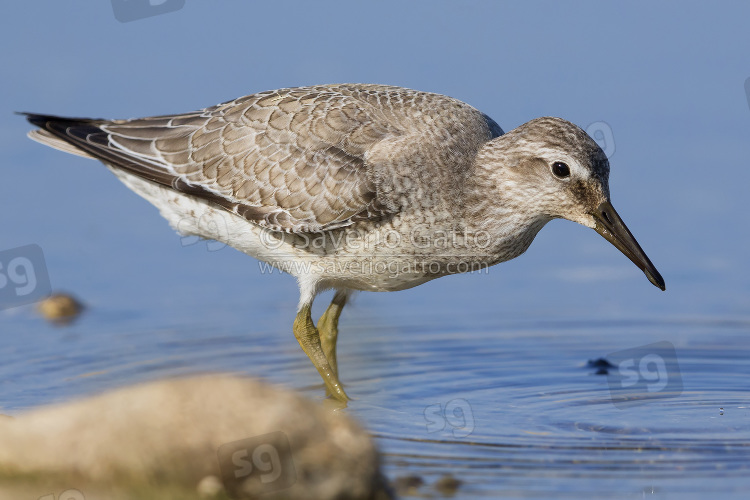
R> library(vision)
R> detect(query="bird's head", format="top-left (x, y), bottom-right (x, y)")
top-left (477, 116), bottom-right (665, 291)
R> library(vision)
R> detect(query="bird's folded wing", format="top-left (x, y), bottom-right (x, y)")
top-left (24, 87), bottom-right (402, 233)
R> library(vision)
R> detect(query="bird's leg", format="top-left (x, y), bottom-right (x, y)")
top-left (317, 290), bottom-right (349, 380)
top-left (293, 301), bottom-right (349, 401)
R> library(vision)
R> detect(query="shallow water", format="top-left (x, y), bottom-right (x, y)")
top-left (3, 2), bottom-right (750, 498)
top-left (2, 262), bottom-right (749, 499)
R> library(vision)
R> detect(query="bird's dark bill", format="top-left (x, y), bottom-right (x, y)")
top-left (592, 201), bottom-right (665, 291)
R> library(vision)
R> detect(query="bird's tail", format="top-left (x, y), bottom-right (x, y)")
top-left (20, 113), bottom-right (96, 159)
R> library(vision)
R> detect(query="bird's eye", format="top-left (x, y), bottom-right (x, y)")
top-left (552, 161), bottom-right (570, 179)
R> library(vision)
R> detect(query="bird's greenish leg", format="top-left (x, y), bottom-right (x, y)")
top-left (293, 302), bottom-right (349, 401)
top-left (317, 290), bottom-right (349, 381)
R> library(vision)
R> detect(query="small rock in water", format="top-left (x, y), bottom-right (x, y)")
top-left (587, 358), bottom-right (615, 369)
top-left (587, 357), bottom-right (615, 375)
top-left (434, 474), bottom-right (463, 495)
top-left (393, 475), bottom-right (424, 496)
top-left (36, 292), bottom-right (83, 324)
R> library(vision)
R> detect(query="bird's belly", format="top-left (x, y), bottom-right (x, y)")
top-left (108, 171), bottom-right (494, 291)
top-left (249, 238), bottom-right (450, 293)
top-left (311, 256), bottom-right (440, 292)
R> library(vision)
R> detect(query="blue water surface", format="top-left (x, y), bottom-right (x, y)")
top-left (2, 2), bottom-right (749, 499)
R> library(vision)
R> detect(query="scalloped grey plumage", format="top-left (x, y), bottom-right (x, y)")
top-left (26, 84), bottom-right (504, 233)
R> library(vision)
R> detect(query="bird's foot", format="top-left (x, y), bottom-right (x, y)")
top-left (317, 290), bottom-right (348, 381)
top-left (293, 303), bottom-right (349, 402)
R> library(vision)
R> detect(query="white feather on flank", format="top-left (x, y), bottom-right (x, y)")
top-left (27, 129), bottom-right (94, 159)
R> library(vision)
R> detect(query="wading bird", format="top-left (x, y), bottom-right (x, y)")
top-left (23, 84), bottom-right (664, 401)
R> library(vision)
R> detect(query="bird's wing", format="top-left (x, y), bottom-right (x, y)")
top-left (23, 86), bottom-right (408, 233)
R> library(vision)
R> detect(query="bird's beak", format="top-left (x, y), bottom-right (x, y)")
top-left (592, 201), bottom-right (665, 291)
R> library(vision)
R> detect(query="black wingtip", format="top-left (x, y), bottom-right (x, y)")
top-left (18, 112), bottom-right (63, 128)
top-left (16, 112), bottom-right (45, 127)
top-left (18, 112), bottom-right (102, 129)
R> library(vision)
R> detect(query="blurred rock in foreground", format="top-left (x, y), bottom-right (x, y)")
top-left (0, 375), bottom-right (391, 500)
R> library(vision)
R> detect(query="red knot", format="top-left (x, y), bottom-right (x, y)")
top-left (23, 84), bottom-right (664, 401)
